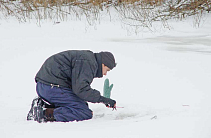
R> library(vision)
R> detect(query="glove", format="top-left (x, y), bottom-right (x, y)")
top-left (103, 78), bottom-right (113, 98)
top-left (98, 96), bottom-right (116, 108)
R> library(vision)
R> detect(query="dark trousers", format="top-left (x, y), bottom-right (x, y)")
top-left (36, 82), bottom-right (93, 122)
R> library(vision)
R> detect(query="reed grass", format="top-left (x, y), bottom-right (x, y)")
top-left (0, 0), bottom-right (210, 30)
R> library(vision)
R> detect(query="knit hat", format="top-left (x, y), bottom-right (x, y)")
top-left (100, 52), bottom-right (116, 70)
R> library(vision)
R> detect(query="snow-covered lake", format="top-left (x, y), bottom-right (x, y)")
top-left (0, 12), bottom-right (211, 138)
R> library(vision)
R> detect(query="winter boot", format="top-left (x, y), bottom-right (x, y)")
top-left (44, 108), bottom-right (56, 122)
top-left (27, 96), bottom-right (56, 123)
top-left (27, 97), bottom-right (42, 121)
top-left (34, 97), bottom-right (45, 123)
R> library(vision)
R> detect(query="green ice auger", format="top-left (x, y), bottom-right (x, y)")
top-left (103, 78), bottom-right (113, 98)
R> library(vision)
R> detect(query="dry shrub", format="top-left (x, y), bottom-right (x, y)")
top-left (0, 0), bottom-right (210, 31)
top-left (116, 0), bottom-right (211, 32)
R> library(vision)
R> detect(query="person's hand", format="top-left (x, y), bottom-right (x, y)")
top-left (106, 103), bottom-right (116, 110)
top-left (98, 96), bottom-right (116, 109)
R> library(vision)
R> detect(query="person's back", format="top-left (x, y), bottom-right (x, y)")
top-left (35, 50), bottom-right (97, 89)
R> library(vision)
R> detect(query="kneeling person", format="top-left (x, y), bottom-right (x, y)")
top-left (28, 50), bottom-right (116, 122)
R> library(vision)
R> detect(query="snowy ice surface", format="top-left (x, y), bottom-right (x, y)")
top-left (0, 12), bottom-right (211, 138)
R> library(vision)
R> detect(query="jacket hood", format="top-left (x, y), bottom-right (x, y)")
top-left (94, 53), bottom-right (103, 78)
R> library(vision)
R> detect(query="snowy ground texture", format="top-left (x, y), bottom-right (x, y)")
top-left (1, 12), bottom-right (211, 138)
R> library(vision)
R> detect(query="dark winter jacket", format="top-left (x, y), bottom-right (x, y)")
top-left (35, 50), bottom-right (103, 103)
